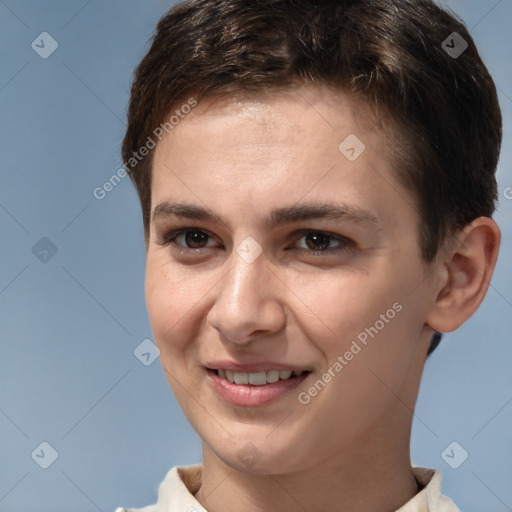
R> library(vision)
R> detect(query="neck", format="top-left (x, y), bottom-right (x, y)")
top-left (194, 422), bottom-right (420, 512)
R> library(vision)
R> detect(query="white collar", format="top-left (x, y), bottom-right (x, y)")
top-left (116, 464), bottom-right (460, 512)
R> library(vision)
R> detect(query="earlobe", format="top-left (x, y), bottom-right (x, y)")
top-left (426, 217), bottom-right (501, 333)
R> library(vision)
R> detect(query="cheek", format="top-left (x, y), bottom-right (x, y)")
top-left (294, 260), bottom-right (426, 397)
top-left (289, 268), bottom-right (400, 353)
top-left (316, 278), bottom-right (425, 406)
top-left (145, 254), bottom-right (208, 353)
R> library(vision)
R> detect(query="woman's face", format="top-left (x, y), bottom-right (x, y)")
top-left (145, 86), bottom-right (437, 474)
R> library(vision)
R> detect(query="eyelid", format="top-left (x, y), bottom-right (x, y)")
top-left (155, 227), bottom-right (220, 248)
top-left (155, 227), bottom-right (354, 254)
top-left (292, 229), bottom-right (353, 252)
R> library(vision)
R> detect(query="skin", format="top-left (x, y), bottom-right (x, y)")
top-left (145, 84), bottom-right (500, 512)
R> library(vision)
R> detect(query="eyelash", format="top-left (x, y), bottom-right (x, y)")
top-left (155, 228), bottom-right (353, 256)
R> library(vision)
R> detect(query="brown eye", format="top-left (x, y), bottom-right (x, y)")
top-left (304, 232), bottom-right (332, 251)
top-left (156, 228), bottom-right (217, 249)
top-left (294, 230), bottom-right (352, 255)
top-left (181, 230), bottom-right (210, 248)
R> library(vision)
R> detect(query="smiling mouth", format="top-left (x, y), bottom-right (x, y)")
top-left (209, 368), bottom-right (311, 386)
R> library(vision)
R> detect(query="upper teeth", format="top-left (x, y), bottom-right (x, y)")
top-left (218, 369), bottom-right (304, 385)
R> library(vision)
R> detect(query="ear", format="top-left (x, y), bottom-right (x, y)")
top-left (425, 217), bottom-right (501, 333)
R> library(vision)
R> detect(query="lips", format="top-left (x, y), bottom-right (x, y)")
top-left (205, 360), bottom-right (311, 373)
top-left (216, 368), bottom-right (306, 385)
top-left (205, 360), bottom-right (311, 384)
top-left (204, 360), bottom-right (312, 406)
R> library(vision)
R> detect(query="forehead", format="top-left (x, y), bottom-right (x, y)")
top-left (153, 86), bottom-right (383, 176)
top-left (150, 85), bottom-right (414, 231)
top-left (173, 85), bottom-right (381, 139)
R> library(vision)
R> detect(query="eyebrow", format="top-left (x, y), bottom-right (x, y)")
top-left (152, 201), bottom-right (380, 228)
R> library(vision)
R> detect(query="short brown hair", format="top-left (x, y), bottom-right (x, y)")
top-left (122, 0), bottom-right (502, 263)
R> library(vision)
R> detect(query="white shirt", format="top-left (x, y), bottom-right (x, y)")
top-left (115, 464), bottom-right (460, 512)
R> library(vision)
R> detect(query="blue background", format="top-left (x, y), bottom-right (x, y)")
top-left (0, 1), bottom-right (511, 511)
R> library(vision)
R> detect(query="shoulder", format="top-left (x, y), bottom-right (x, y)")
top-left (406, 466), bottom-right (460, 512)
top-left (114, 464), bottom-right (204, 512)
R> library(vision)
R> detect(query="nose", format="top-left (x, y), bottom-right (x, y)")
top-left (207, 243), bottom-right (286, 345)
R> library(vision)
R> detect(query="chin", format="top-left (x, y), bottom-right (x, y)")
top-left (207, 434), bottom-right (310, 475)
